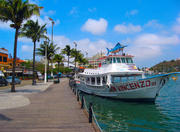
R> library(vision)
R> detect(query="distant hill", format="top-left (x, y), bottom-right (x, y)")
top-left (150, 59), bottom-right (180, 73)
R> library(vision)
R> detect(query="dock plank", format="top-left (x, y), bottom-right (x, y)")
top-left (0, 79), bottom-right (95, 132)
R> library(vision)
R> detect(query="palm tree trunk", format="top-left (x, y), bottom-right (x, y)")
top-left (68, 55), bottom-right (69, 67)
top-left (32, 41), bottom-right (36, 85)
top-left (47, 60), bottom-right (49, 82)
top-left (11, 28), bottom-right (19, 92)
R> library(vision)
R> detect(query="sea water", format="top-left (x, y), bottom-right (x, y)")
top-left (83, 74), bottom-right (180, 132)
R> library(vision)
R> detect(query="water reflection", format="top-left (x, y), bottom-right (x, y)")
top-left (84, 94), bottom-right (169, 132)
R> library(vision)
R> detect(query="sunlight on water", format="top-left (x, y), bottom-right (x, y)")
top-left (82, 75), bottom-right (180, 132)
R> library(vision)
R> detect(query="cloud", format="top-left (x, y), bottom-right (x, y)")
top-left (128, 33), bottom-right (180, 60)
top-left (0, 21), bottom-right (12, 30)
top-left (52, 35), bottom-right (112, 56)
top-left (21, 45), bottom-right (33, 52)
top-left (144, 20), bottom-right (163, 29)
top-left (81, 18), bottom-right (108, 35)
top-left (134, 33), bottom-right (180, 45)
top-left (172, 16), bottom-right (180, 34)
top-left (76, 39), bottom-right (112, 56)
top-left (126, 9), bottom-right (138, 16)
top-left (41, 10), bottom-right (56, 16)
top-left (88, 8), bottom-right (96, 12)
top-left (19, 38), bottom-right (32, 43)
top-left (29, 15), bottom-right (60, 27)
top-left (70, 7), bottom-right (78, 15)
top-left (114, 24), bottom-right (142, 34)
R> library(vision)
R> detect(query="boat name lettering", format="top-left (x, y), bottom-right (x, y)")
top-left (111, 80), bottom-right (156, 92)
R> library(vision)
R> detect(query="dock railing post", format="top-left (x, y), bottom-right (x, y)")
top-left (89, 102), bottom-right (93, 123)
top-left (81, 95), bottom-right (84, 109)
top-left (77, 91), bottom-right (79, 101)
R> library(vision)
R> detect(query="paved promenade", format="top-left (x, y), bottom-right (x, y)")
top-left (0, 78), bottom-right (95, 132)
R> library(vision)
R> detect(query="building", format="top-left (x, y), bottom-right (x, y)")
top-left (0, 48), bottom-right (25, 72)
top-left (0, 48), bottom-right (9, 71)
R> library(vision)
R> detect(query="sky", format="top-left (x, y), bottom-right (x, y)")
top-left (0, 0), bottom-right (180, 68)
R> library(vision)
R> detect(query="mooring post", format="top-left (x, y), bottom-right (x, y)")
top-left (77, 91), bottom-right (79, 101)
top-left (74, 89), bottom-right (76, 95)
top-left (89, 102), bottom-right (93, 123)
top-left (81, 95), bottom-right (84, 109)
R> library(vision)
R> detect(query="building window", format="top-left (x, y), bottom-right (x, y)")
top-left (0, 56), bottom-right (2, 62)
top-left (3, 57), bottom-right (7, 62)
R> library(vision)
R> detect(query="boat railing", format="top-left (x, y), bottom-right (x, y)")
top-left (69, 82), bottom-right (103, 132)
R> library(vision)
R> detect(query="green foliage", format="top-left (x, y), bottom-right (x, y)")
top-left (0, 0), bottom-right (41, 29)
top-left (20, 20), bottom-right (47, 43)
top-left (36, 41), bottom-right (60, 61)
top-left (151, 60), bottom-right (180, 73)
top-left (53, 66), bottom-right (72, 74)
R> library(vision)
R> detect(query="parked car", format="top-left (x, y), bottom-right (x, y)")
top-left (0, 76), bottom-right (8, 86)
top-left (6, 76), bottom-right (21, 84)
top-left (47, 75), bottom-right (53, 79)
top-left (53, 74), bottom-right (61, 78)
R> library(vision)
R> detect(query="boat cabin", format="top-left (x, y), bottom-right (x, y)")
top-left (98, 55), bottom-right (134, 66)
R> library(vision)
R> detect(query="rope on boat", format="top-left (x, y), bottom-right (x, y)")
top-left (83, 97), bottom-right (89, 111)
top-left (91, 108), bottom-right (103, 132)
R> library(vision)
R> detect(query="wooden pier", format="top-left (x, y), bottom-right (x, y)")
top-left (0, 78), bottom-right (95, 132)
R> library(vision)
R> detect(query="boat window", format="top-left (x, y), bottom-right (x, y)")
top-left (86, 77), bottom-right (90, 84)
top-left (106, 58), bottom-right (110, 64)
top-left (110, 58), bottom-right (112, 63)
top-left (102, 76), bottom-right (107, 84)
top-left (117, 58), bottom-right (121, 63)
top-left (113, 58), bottom-right (116, 63)
top-left (126, 58), bottom-right (133, 63)
top-left (91, 77), bottom-right (95, 85)
top-left (112, 76), bottom-right (121, 83)
top-left (97, 77), bottom-right (101, 85)
top-left (121, 58), bottom-right (126, 63)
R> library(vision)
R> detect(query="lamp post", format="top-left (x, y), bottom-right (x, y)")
top-left (44, 41), bottom-right (47, 83)
top-left (73, 42), bottom-right (77, 78)
top-left (49, 17), bottom-right (55, 78)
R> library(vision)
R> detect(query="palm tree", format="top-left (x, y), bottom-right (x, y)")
top-left (20, 20), bottom-right (47, 85)
top-left (0, 0), bottom-right (42, 92)
top-left (36, 41), bottom-right (60, 81)
top-left (62, 45), bottom-right (71, 67)
top-left (53, 54), bottom-right (64, 82)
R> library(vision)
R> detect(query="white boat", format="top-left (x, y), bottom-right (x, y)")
top-left (74, 43), bottom-right (179, 102)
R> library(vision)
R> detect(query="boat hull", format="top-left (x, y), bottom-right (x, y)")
top-left (75, 75), bottom-right (171, 102)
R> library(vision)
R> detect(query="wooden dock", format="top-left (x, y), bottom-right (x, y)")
top-left (0, 78), bottom-right (95, 132)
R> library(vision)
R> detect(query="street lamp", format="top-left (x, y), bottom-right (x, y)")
top-left (73, 42), bottom-right (77, 77)
top-left (44, 41), bottom-right (47, 83)
top-left (49, 17), bottom-right (55, 78)
top-left (48, 17), bottom-right (54, 44)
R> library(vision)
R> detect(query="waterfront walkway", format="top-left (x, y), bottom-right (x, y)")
top-left (0, 78), bottom-right (95, 132)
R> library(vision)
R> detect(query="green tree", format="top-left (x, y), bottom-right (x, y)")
top-left (36, 41), bottom-right (60, 81)
top-left (53, 54), bottom-right (64, 82)
top-left (62, 45), bottom-right (71, 67)
top-left (20, 20), bottom-right (47, 85)
top-left (0, 0), bottom-right (42, 92)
